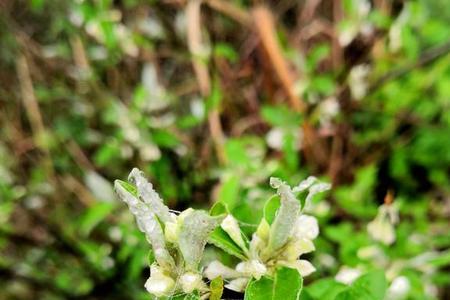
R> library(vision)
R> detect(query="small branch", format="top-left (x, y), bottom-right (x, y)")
top-left (186, 0), bottom-right (226, 165)
top-left (369, 41), bottom-right (450, 93)
top-left (16, 53), bottom-right (55, 180)
top-left (205, 0), bottom-right (251, 26)
top-left (252, 5), bottom-right (305, 113)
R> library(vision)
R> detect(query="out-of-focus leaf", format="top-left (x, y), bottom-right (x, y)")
top-left (335, 270), bottom-right (387, 300)
top-left (217, 175), bottom-right (240, 211)
top-left (78, 202), bottom-right (116, 237)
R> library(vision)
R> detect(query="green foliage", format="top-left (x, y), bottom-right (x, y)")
top-left (244, 267), bottom-right (303, 300)
top-left (335, 271), bottom-right (387, 300)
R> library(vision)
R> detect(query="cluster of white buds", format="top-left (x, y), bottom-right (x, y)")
top-left (204, 176), bottom-right (331, 292)
top-left (115, 168), bottom-right (222, 298)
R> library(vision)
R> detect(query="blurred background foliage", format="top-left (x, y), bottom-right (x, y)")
top-left (0, 0), bottom-right (449, 299)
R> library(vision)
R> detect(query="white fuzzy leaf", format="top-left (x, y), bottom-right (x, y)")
top-left (178, 210), bottom-right (223, 270)
top-left (268, 178), bottom-right (301, 251)
top-left (128, 168), bottom-right (173, 222)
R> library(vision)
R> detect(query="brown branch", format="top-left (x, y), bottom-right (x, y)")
top-left (252, 5), bottom-right (305, 113)
top-left (205, 0), bottom-right (251, 26)
top-left (186, 0), bottom-right (226, 165)
top-left (16, 53), bottom-right (55, 181)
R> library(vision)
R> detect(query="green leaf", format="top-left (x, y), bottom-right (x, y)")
top-left (208, 227), bottom-right (247, 260)
top-left (217, 175), bottom-right (240, 211)
top-left (210, 201), bottom-right (229, 217)
top-left (264, 195), bottom-right (280, 225)
top-left (148, 249), bottom-right (155, 266)
top-left (261, 104), bottom-right (302, 127)
top-left (244, 267), bottom-right (303, 300)
top-left (78, 202), bottom-right (116, 237)
top-left (335, 270), bottom-right (387, 300)
top-left (209, 276), bottom-right (224, 300)
top-left (304, 278), bottom-right (347, 300)
top-left (115, 179), bottom-right (137, 197)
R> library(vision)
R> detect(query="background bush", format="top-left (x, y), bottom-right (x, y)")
top-left (0, 0), bottom-right (449, 299)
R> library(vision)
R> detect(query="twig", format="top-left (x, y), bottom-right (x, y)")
top-left (252, 5), bottom-right (305, 113)
top-left (205, 0), bottom-right (251, 26)
top-left (186, 0), bottom-right (226, 165)
top-left (369, 41), bottom-right (450, 93)
top-left (16, 53), bottom-right (55, 180)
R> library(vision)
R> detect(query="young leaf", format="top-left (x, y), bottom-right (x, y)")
top-left (263, 195), bottom-right (280, 225)
top-left (210, 201), bottom-right (229, 216)
top-left (244, 267), bottom-right (303, 300)
top-left (208, 227), bottom-right (247, 260)
top-left (209, 276), bottom-right (224, 300)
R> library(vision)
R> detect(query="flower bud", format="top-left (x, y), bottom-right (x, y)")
top-left (221, 215), bottom-right (247, 251)
top-left (144, 265), bottom-right (175, 297)
top-left (164, 221), bottom-right (179, 243)
top-left (180, 272), bottom-right (203, 293)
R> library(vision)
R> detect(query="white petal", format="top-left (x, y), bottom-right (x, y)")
top-left (204, 260), bottom-right (240, 280)
top-left (278, 259), bottom-right (316, 277)
top-left (294, 215), bottom-right (319, 240)
top-left (367, 218), bottom-right (396, 245)
top-left (387, 276), bottom-right (410, 300)
top-left (225, 278), bottom-right (249, 292)
top-left (283, 238), bottom-right (315, 261)
top-left (335, 266), bottom-right (362, 284)
top-left (236, 260), bottom-right (267, 280)
top-left (296, 260), bottom-right (316, 277)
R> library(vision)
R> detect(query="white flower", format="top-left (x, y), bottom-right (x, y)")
top-left (225, 278), bottom-right (250, 292)
top-left (349, 64), bottom-right (371, 100)
top-left (266, 127), bottom-right (284, 150)
top-left (204, 260), bottom-right (240, 280)
top-left (367, 204), bottom-right (398, 245)
top-left (387, 276), bottom-right (410, 300)
top-left (236, 260), bottom-right (267, 280)
top-left (279, 259), bottom-right (316, 277)
top-left (335, 266), bottom-right (362, 284)
top-left (293, 215), bottom-right (319, 240)
top-left (144, 265), bottom-right (175, 297)
top-left (221, 215), bottom-right (247, 252)
top-left (180, 272), bottom-right (203, 293)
